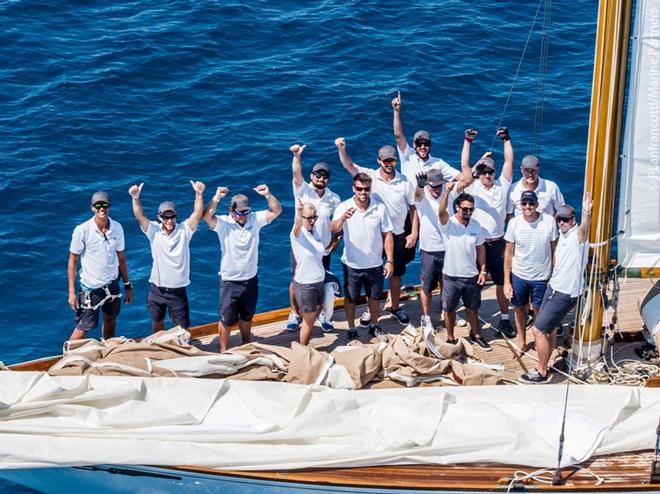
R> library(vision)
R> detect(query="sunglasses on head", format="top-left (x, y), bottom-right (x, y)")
top-left (354, 186), bottom-right (371, 192)
top-left (233, 208), bottom-right (251, 216)
top-left (459, 206), bottom-right (475, 213)
top-left (302, 215), bottom-right (318, 221)
top-left (556, 216), bottom-right (575, 223)
top-left (520, 201), bottom-right (537, 206)
top-left (312, 171), bottom-right (329, 179)
top-left (93, 202), bottom-right (111, 210)
top-left (415, 140), bottom-right (431, 147)
top-left (160, 214), bottom-right (177, 221)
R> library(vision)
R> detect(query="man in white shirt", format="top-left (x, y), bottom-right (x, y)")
top-left (457, 127), bottom-right (515, 337)
top-left (331, 173), bottom-right (394, 340)
top-left (438, 183), bottom-right (491, 351)
top-left (507, 155), bottom-right (565, 217)
top-left (203, 185), bottom-right (282, 352)
top-left (335, 137), bottom-right (415, 326)
top-left (286, 144), bottom-right (341, 332)
top-left (68, 191), bottom-right (132, 341)
top-left (520, 193), bottom-right (592, 384)
top-left (504, 190), bottom-right (558, 353)
top-left (128, 180), bottom-right (205, 332)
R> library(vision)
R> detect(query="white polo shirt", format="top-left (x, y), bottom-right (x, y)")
top-left (213, 210), bottom-right (270, 281)
top-left (504, 213), bottom-right (558, 281)
top-left (549, 225), bottom-right (590, 297)
top-left (399, 144), bottom-right (460, 183)
top-left (292, 180), bottom-right (340, 249)
top-left (70, 217), bottom-right (125, 289)
top-left (143, 220), bottom-right (195, 288)
top-left (439, 215), bottom-right (485, 278)
top-left (290, 227), bottom-right (325, 284)
top-left (465, 175), bottom-right (512, 239)
top-left (333, 197), bottom-right (394, 269)
top-left (507, 177), bottom-right (565, 216)
top-left (356, 165), bottom-right (415, 235)
top-left (415, 188), bottom-right (445, 253)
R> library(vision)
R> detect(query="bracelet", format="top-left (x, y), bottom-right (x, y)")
top-left (385, 260), bottom-right (394, 264)
top-left (480, 271), bottom-right (487, 275)
top-left (464, 137), bottom-right (474, 143)
top-left (124, 281), bottom-right (133, 290)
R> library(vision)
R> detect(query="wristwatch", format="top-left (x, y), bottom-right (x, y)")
top-left (385, 260), bottom-right (394, 264)
top-left (124, 281), bottom-right (133, 290)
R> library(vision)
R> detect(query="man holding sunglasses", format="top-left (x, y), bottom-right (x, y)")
top-left (203, 184), bottom-right (282, 353)
top-left (68, 191), bottom-right (132, 341)
top-left (457, 127), bottom-right (516, 338)
top-left (336, 137), bottom-right (415, 326)
top-left (286, 144), bottom-right (341, 333)
top-left (507, 155), bottom-right (565, 217)
top-left (128, 180), bottom-right (205, 333)
top-left (520, 193), bottom-right (592, 384)
top-left (503, 190), bottom-right (558, 354)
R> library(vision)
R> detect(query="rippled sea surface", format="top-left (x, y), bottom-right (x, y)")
top-left (0, 1), bottom-right (597, 491)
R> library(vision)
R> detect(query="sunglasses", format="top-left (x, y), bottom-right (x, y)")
top-left (312, 171), bottom-right (329, 179)
top-left (415, 140), bottom-right (431, 147)
top-left (354, 186), bottom-right (371, 192)
top-left (302, 215), bottom-right (318, 221)
top-left (382, 159), bottom-right (397, 165)
top-left (459, 207), bottom-right (475, 213)
top-left (556, 216), bottom-right (575, 223)
top-left (160, 215), bottom-right (177, 222)
top-left (522, 168), bottom-right (538, 174)
top-left (93, 202), bottom-right (111, 210)
top-left (429, 183), bottom-right (444, 189)
top-left (481, 170), bottom-right (495, 176)
top-left (233, 208), bottom-right (251, 216)
top-left (520, 201), bottom-right (537, 206)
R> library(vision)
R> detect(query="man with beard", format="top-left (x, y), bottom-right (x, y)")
top-left (285, 144), bottom-right (341, 333)
top-left (331, 173), bottom-right (394, 340)
top-left (68, 191), bottom-right (132, 341)
top-left (507, 155), bottom-right (565, 217)
top-left (203, 185), bottom-right (282, 353)
top-left (504, 190), bottom-right (558, 353)
top-left (520, 193), bottom-right (592, 384)
top-left (128, 180), bottom-right (206, 332)
top-left (335, 137), bottom-right (415, 327)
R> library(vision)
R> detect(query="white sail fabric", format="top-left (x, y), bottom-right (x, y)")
top-left (617, 0), bottom-right (660, 269)
top-left (0, 372), bottom-right (659, 471)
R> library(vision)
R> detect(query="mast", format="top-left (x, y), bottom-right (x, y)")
top-left (579, 0), bottom-right (633, 363)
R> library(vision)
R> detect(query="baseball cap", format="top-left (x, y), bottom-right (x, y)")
top-left (378, 145), bottom-right (397, 160)
top-left (427, 169), bottom-right (445, 184)
top-left (521, 155), bottom-right (540, 168)
top-left (413, 130), bottom-right (431, 143)
top-left (231, 194), bottom-right (250, 210)
top-left (520, 190), bottom-right (539, 203)
top-left (158, 201), bottom-right (177, 215)
top-left (312, 162), bottom-right (331, 175)
top-left (91, 191), bottom-right (110, 205)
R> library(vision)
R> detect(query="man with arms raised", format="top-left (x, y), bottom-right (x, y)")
top-left (438, 183), bottom-right (491, 351)
top-left (331, 173), bottom-right (394, 340)
top-left (507, 155), bottom-right (564, 217)
top-left (68, 191), bottom-right (132, 341)
top-left (128, 180), bottom-right (205, 333)
top-left (286, 144), bottom-right (340, 332)
top-left (203, 185), bottom-right (282, 352)
top-left (520, 193), bottom-right (592, 383)
top-left (335, 137), bottom-right (415, 326)
top-left (504, 190), bottom-right (558, 353)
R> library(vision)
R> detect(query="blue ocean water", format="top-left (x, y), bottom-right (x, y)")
top-left (0, 1), bottom-right (597, 491)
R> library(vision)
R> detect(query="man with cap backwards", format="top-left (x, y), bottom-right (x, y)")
top-left (67, 191), bottom-right (132, 341)
top-left (331, 171), bottom-right (394, 340)
top-left (285, 144), bottom-right (341, 333)
top-left (203, 184), bottom-right (282, 353)
top-left (503, 189), bottom-right (558, 353)
top-left (128, 180), bottom-right (206, 333)
top-left (507, 155), bottom-right (565, 217)
top-left (520, 193), bottom-right (592, 384)
top-left (454, 127), bottom-right (516, 338)
top-left (437, 182), bottom-right (492, 351)
top-left (335, 136), bottom-right (415, 327)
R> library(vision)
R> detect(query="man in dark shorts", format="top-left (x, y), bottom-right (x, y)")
top-left (203, 184), bottom-right (282, 352)
top-left (67, 191), bottom-right (132, 341)
top-left (520, 193), bottom-right (592, 383)
top-left (128, 180), bottom-right (205, 332)
top-left (331, 173), bottom-right (394, 340)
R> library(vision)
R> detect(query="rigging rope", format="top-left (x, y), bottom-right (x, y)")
top-left (532, 0), bottom-right (551, 157)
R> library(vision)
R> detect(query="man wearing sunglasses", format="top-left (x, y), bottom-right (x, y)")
top-left (507, 155), bottom-right (565, 217)
top-left (455, 127), bottom-right (516, 338)
top-left (331, 173), bottom-right (394, 340)
top-left (336, 137), bottom-right (414, 326)
top-left (286, 144), bottom-right (341, 333)
top-left (68, 191), bottom-right (132, 341)
top-left (520, 193), bottom-right (592, 384)
top-left (128, 180), bottom-right (205, 333)
top-left (438, 183), bottom-right (491, 351)
top-left (203, 184), bottom-right (282, 353)
top-left (503, 190), bottom-right (558, 354)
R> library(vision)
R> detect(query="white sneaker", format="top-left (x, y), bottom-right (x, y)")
top-left (420, 315), bottom-right (434, 334)
top-left (359, 311), bottom-right (371, 327)
top-left (456, 317), bottom-right (468, 327)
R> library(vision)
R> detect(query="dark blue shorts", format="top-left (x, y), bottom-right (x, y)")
top-left (511, 273), bottom-right (548, 309)
top-left (147, 283), bottom-right (190, 329)
top-left (74, 277), bottom-right (121, 331)
top-left (420, 250), bottom-right (445, 294)
top-left (484, 238), bottom-right (505, 286)
top-left (534, 285), bottom-right (577, 334)
top-left (342, 263), bottom-right (383, 303)
top-left (442, 274), bottom-right (481, 312)
top-left (220, 276), bottom-right (259, 326)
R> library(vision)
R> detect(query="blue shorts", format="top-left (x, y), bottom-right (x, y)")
top-left (511, 273), bottom-right (548, 309)
top-left (534, 285), bottom-right (577, 334)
